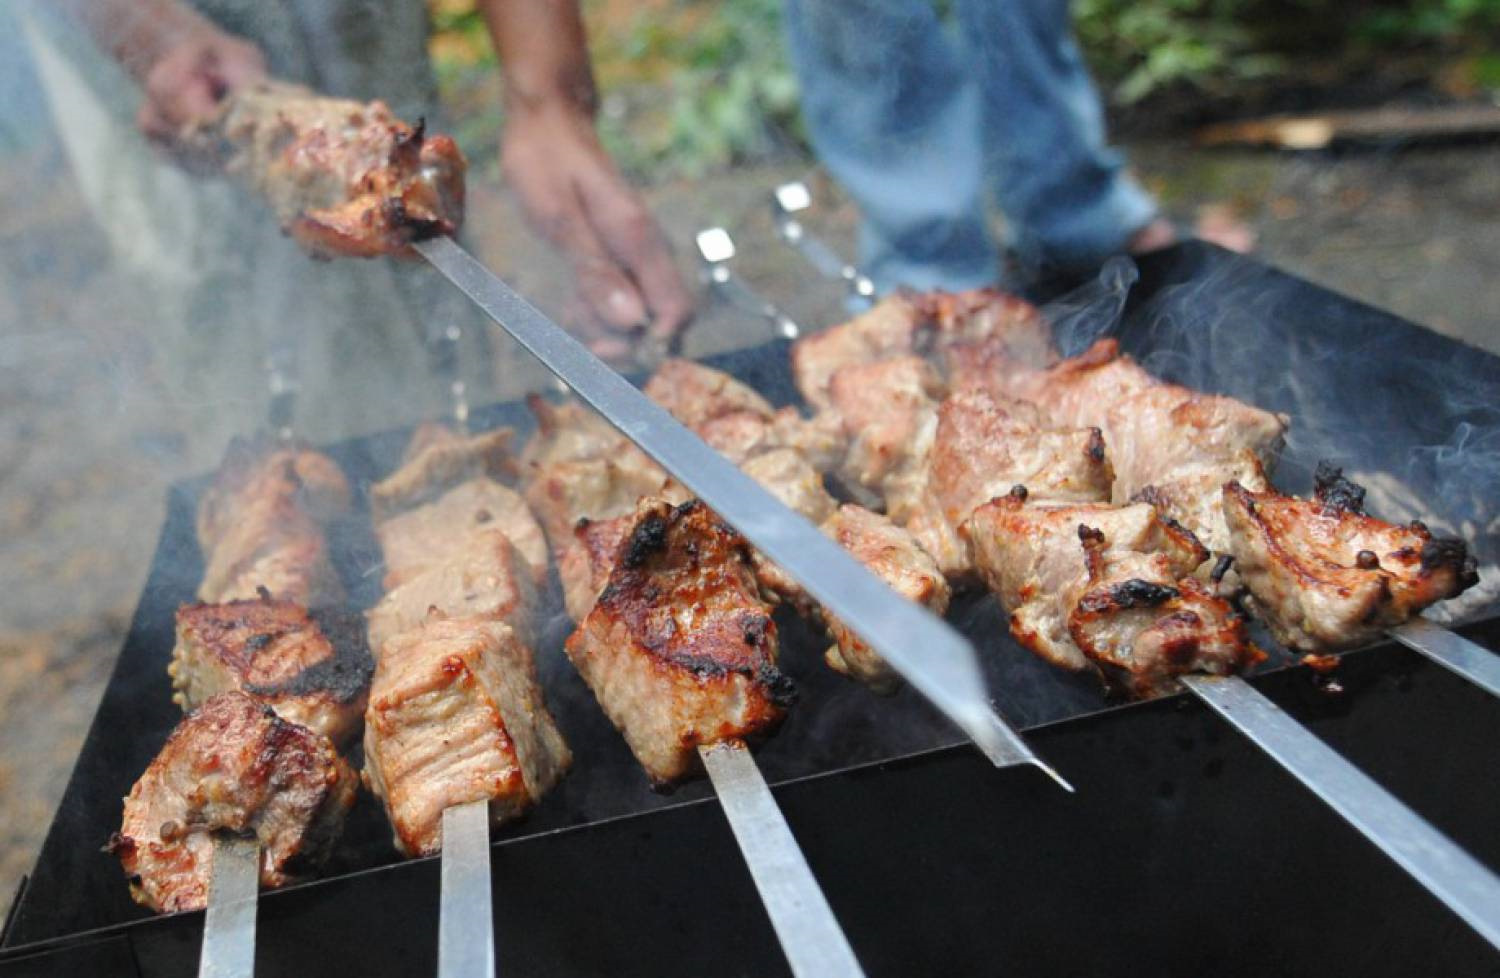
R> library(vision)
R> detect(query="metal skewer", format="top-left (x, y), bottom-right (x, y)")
top-left (770, 182), bottom-right (875, 311)
top-left (199, 834), bottom-right (260, 978)
top-left (696, 228), bottom-right (802, 340)
top-left (700, 742), bottom-right (865, 978)
top-left (1181, 674), bottom-right (1500, 950)
top-left (439, 800), bottom-right (495, 978)
top-left (1387, 618), bottom-right (1500, 699)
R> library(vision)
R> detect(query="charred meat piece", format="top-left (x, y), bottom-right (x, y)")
top-left (182, 81), bottom-right (465, 259)
top-left (565, 498), bottom-right (794, 783)
top-left (964, 497), bottom-right (1257, 697)
top-left (111, 691), bottom-right (357, 913)
top-left (171, 596), bottom-right (373, 748)
top-left (817, 505), bottom-right (951, 693)
top-left (195, 437), bottom-right (350, 607)
top-left (1223, 469), bottom-right (1479, 652)
top-left (363, 617), bottom-right (571, 856)
top-left (827, 355), bottom-right (947, 519)
top-left (367, 528), bottom-right (540, 657)
top-left (376, 478), bottom-right (548, 591)
top-left (558, 511), bottom-right (638, 622)
top-left (912, 387), bottom-right (1114, 575)
top-left (369, 423), bottom-right (519, 521)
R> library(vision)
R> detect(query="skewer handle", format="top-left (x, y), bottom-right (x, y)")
top-left (695, 228), bottom-right (801, 339)
top-left (199, 836), bottom-right (260, 978)
top-left (439, 800), bottom-right (496, 978)
top-left (1388, 618), bottom-right (1500, 699)
top-left (1182, 674), bottom-right (1500, 951)
top-left (770, 182), bottom-right (875, 309)
top-left (700, 742), bottom-right (865, 978)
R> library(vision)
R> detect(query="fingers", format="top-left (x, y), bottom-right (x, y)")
top-left (579, 172), bottom-right (695, 341)
top-left (137, 36), bottom-right (266, 140)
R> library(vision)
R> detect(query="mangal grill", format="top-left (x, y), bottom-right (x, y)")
top-left (1, 212), bottom-right (1498, 977)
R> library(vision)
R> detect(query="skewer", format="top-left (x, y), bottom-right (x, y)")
top-left (438, 800), bottom-right (496, 978)
top-left (1181, 674), bottom-right (1500, 950)
top-left (198, 833), bottom-right (260, 977)
top-left (769, 181), bottom-right (875, 311)
top-left (700, 741), bottom-right (865, 978)
top-left (1387, 618), bottom-right (1500, 699)
top-left (695, 228), bottom-right (802, 340)
top-left (196, 339), bottom-right (304, 978)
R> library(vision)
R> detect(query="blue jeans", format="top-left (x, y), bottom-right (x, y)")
top-left (783, 0), bottom-right (1158, 292)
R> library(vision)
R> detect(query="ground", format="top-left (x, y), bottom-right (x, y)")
top-left (2, 135), bottom-right (1498, 921)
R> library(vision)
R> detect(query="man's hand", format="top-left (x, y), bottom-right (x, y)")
top-left (502, 104), bottom-right (693, 360)
top-left (136, 29), bottom-right (266, 141)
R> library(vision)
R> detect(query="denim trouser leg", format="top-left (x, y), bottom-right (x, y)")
top-left (782, 0), bottom-right (1000, 294)
top-left (955, 0), bottom-right (1158, 274)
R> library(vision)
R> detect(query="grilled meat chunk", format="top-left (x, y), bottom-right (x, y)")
top-left (997, 339), bottom-right (1158, 429)
top-left (644, 358), bottom-right (776, 428)
top-left (828, 355), bottom-right (947, 519)
top-left (376, 478), bottom-right (548, 591)
top-left (792, 294), bottom-right (926, 410)
top-left (912, 387), bottom-right (1114, 575)
top-left (521, 396), bottom-right (669, 549)
top-left (558, 512), bottom-right (638, 622)
top-left (964, 497), bottom-right (1258, 697)
top-left (171, 597), bottom-right (373, 748)
top-left (183, 81), bottom-right (465, 259)
top-left (565, 499), bottom-right (794, 783)
top-left (817, 505), bottom-right (951, 693)
top-left (196, 437), bottom-right (350, 607)
top-left (369, 424), bottom-right (519, 521)
top-left (363, 617), bottom-right (571, 856)
top-left (367, 528), bottom-right (540, 656)
top-left (741, 447), bottom-right (838, 523)
top-left (1223, 467), bottom-right (1479, 652)
top-left (111, 691), bottom-right (357, 912)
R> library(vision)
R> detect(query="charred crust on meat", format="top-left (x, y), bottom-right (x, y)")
top-left (1420, 536), bottom-right (1480, 589)
top-left (1312, 462), bottom-right (1366, 514)
top-left (1355, 549), bottom-right (1380, 570)
top-left (1210, 555), bottom-right (1235, 583)
top-left (619, 511), bottom-right (672, 570)
top-left (1009, 484), bottom-right (1028, 501)
top-left (758, 664), bottom-right (799, 708)
top-left (241, 607), bottom-right (374, 704)
top-left (1077, 524), bottom-right (1107, 546)
top-left (1077, 578), bottom-right (1181, 614)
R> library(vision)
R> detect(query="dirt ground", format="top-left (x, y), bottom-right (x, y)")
top-left (2, 133), bottom-right (1498, 922)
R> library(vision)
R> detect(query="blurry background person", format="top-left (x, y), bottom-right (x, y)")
top-left (783, 0), bottom-right (1251, 295)
top-left (23, 0), bottom-right (692, 441)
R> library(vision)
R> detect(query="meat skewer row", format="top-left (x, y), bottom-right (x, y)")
top-left (362, 423), bottom-right (570, 857)
top-left (119, 439), bottom-right (368, 912)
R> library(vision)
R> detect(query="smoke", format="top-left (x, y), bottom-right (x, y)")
top-left (1036, 247), bottom-right (1500, 624)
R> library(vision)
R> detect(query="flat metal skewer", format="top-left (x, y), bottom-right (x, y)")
top-left (198, 835), bottom-right (260, 978)
top-left (770, 182), bottom-right (875, 310)
top-left (1181, 674), bottom-right (1500, 951)
top-left (439, 800), bottom-right (495, 978)
top-left (413, 234), bottom-right (1063, 788)
top-left (1387, 617), bottom-right (1500, 699)
top-left (696, 228), bottom-right (802, 340)
top-left (700, 742), bottom-right (865, 978)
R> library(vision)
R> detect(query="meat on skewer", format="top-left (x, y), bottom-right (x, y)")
top-left (565, 498), bottom-right (795, 783)
top-left (369, 423), bottom-right (519, 521)
top-left (171, 593), bottom-right (373, 748)
top-left (110, 691), bottom-right (358, 912)
top-left (363, 616), bottom-right (571, 856)
top-left (964, 496), bottom-right (1261, 698)
top-left (181, 80), bottom-right (465, 259)
top-left (195, 436), bottom-right (350, 607)
top-left (1225, 464), bottom-right (1479, 653)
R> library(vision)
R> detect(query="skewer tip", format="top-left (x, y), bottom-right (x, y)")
top-left (1031, 758), bottom-right (1076, 794)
